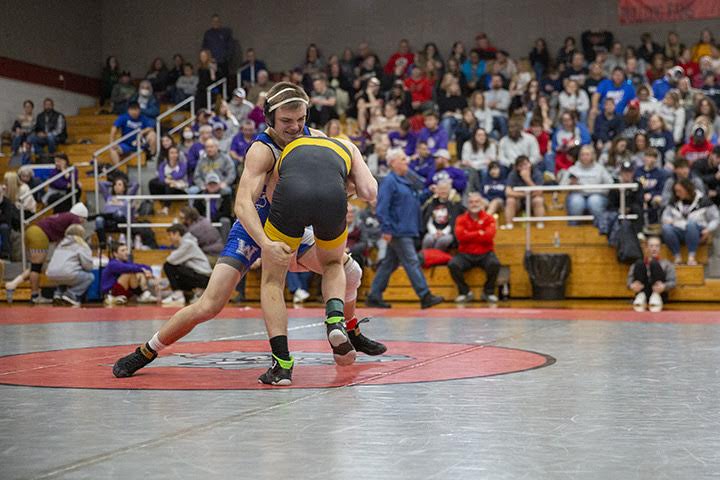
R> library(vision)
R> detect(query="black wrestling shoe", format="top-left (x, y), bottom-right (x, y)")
top-left (113, 345), bottom-right (157, 378)
top-left (112, 344), bottom-right (157, 378)
top-left (258, 355), bottom-right (294, 386)
top-left (326, 322), bottom-right (356, 366)
top-left (348, 318), bottom-right (387, 356)
top-left (420, 293), bottom-right (444, 309)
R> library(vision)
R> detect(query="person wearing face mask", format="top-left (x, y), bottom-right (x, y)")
top-left (129, 80), bottom-right (160, 119)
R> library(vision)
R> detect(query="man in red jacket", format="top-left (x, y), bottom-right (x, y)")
top-left (448, 192), bottom-right (501, 303)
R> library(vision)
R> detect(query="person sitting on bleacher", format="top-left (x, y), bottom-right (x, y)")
top-left (424, 149), bottom-right (468, 195)
top-left (421, 179), bottom-right (464, 251)
top-left (149, 145), bottom-right (188, 215)
top-left (211, 122), bottom-right (232, 155)
top-left (661, 157), bottom-right (706, 207)
top-left (27, 98), bottom-right (66, 160)
top-left (109, 102), bottom-right (157, 165)
top-left (692, 145), bottom-right (720, 207)
top-left (11, 100), bottom-right (34, 155)
top-left (634, 148), bottom-right (669, 227)
top-left (498, 117), bottom-right (541, 170)
top-left (448, 192), bottom-right (501, 304)
top-left (42, 153), bottom-right (79, 213)
top-left (191, 138), bottom-right (235, 195)
top-left (627, 235), bottom-right (676, 312)
top-left (178, 206), bottom-right (223, 256)
top-left (45, 224), bottom-right (94, 307)
top-left (229, 120), bottom-right (257, 176)
top-left (101, 242), bottom-right (157, 306)
top-left (95, 177), bottom-right (139, 248)
top-left (161, 224), bottom-right (212, 306)
top-left (607, 161), bottom-right (645, 234)
top-left (193, 172), bottom-right (233, 240)
top-left (186, 125), bottom-right (213, 179)
top-left (561, 145), bottom-right (614, 221)
top-left (129, 80), bottom-right (160, 120)
top-left (174, 63), bottom-right (199, 104)
top-left (110, 71), bottom-right (136, 114)
top-left (503, 155), bottom-right (546, 230)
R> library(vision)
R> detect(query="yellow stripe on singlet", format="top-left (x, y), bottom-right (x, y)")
top-left (275, 137), bottom-right (352, 175)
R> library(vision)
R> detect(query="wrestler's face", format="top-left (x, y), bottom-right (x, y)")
top-left (273, 104), bottom-right (307, 144)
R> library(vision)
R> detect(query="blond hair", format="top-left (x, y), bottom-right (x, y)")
top-left (3, 172), bottom-right (20, 203)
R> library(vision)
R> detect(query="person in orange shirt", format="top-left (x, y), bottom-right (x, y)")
top-left (691, 29), bottom-right (715, 63)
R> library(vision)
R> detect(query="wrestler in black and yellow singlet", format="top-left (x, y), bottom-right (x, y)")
top-left (264, 136), bottom-right (352, 251)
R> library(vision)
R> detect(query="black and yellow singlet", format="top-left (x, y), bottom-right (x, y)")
top-left (264, 136), bottom-right (352, 251)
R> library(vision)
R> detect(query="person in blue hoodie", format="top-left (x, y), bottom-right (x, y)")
top-left (409, 141), bottom-right (435, 180)
top-left (591, 67), bottom-right (636, 116)
top-left (479, 161), bottom-right (507, 216)
top-left (634, 148), bottom-right (668, 225)
top-left (366, 148), bottom-right (444, 310)
top-left (101, 242), bottom-right (157, 305)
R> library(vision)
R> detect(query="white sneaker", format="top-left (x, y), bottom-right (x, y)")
top-left (137, 290), bottom-right (158, 303)
top-left (633, 292), bottom-right (647, 312)
top-left (536, 222), bottom-right (545, 229)
top-left (500, 223), bottom-right (514, 230)
top-left (60, 294), bottom-right (81, 307)
top-left (293, 288), bottom-right (310, 304)
top-left (104, 294), bottom-right (127, 306)
top-left (454, 292), bottom-right (474, 303)
top-left (162, 291), bottom-right (185, 306)
top-left (648, 292), bottom-right (663, 312)
top-left (482, 293), bottom-right (499, 303)
top-left (31, 295), bottom-right (53, 304)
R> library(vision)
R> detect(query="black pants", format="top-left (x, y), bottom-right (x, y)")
top-left (163, 263), bottom-right (210, 292)
top-left (631, 259), bottom-right (668, 301)
top-left (149, 178), bottom-right (186, 207)
top-left (448, 251), bottom-right (501, 295)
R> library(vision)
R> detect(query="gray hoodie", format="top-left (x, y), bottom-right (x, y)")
top-left (166, 232), bottom-right (212, 276)
top-left (561, 161), bottom-right (614, 194)
top-left (45, 235), bottom-right (93, 282)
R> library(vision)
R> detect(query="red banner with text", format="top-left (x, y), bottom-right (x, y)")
top-left (619, 0), bottom-right (720, 24)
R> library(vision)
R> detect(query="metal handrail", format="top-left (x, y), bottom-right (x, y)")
top-left (92, 130), bottom-right (143, 214)
top-left (116, 194), bottom-right (221, 255)
top-left (155, 96), bottom-right (195, 159)
top-left (510, 183), bottom-right (639, 251)
top-left (19, 166), bottom-right (78, 269)
top-left (236, 64), bottom-right (256, 89)
top-left (206, 77), bottom-right (228, 111)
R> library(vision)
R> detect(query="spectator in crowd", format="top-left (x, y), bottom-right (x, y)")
top-left (652, 65), bottom-right (684, 101)
top-left (558, 79), bottom-right (590, 125)
top-left (593, 98), bottom-right (624, 151)
top-left (238, 48), bottom-right (268, 87)
top-left (421, 179), bottom-right (464, 250)
top-left (552, 111), bottom-right (592, 174)
top-left (355, 76), bottom-right (382, 130)
top-left (661, 157), bottom-right (705, 207)
top-left (620, 100), bottom-right (647, 141)
top-left (692, 145), bottom-right (720, 206)
top-left (166, 54), bottom-right (185, 95)
top-left (145, 58), bottom-right (169, 97)
top-left (193, 172), bottom-right (233, 240)
top-left (581, 29), bottom-right (614, 62)
top-left (591, 67), bottom-right (636, 120)
top-left (664, 31), bottom-right (684, 62)
top-left (438, 78), bottom-right (467, 139)
top-left (45, 224), bottom-right (94, 307)
top-left (556, 36), bottom-right (577, 69)
top-left (608, 160), bottom-right (645, 233)
top-left (11, 100), bottom-right (34, 154)
top-left (366, 148), bottom-right (444, 309)
top-left (286, 271), bottom-right (313, 305)
top-left (178, 206), bottom-right (223, 256)
top-left (404, 66), bottom-right (434, 112)
top-left (229, 120), bottom-right (257, 173)
top-left (246, 69), bottom-right (275, 104)
top-left (161, 224), bottom-right (212, 306)
top-left (662, 177), bottom-right (720, 265)
top-left (366, 141), bottom-right (391, 179)
top-left (109, 102), bottom-right (157, 165)
top-left (657, 90), bottom-right (686, 144)
top-left (28, 98), bottom-right (66, 158)
top-left (461, 50), bottom-right (486, 93)
top-left (476, 161), bottom-right (507, 216)
top-left (102, 242), bottom-right (157, 305)
top-left (484, 74), bottom-right (511, 136)
top-left (637, 85), bottom-right (660, 117)
top-left (149, 146), bottom-right (188, 215)
top-left (645, 53), bottom-right (666, 84)
top-left (4, 203), bottom-right (88, 303)
top-left (95, 176), bottom-right (140, 249)
top-left (111, 71), bottom-right (136, 114)
top-left (175, 63), bottom-right (199, 103)
top-left (448, 192), bottom-right (501, 303)
top-left (101, 56), bottom-right (121, 106)
top-left (679, 125), bottom-right (714, 166)
top-left (647, 113), bottom-right (676, 167)
top-left (461, 127), bottom-right (498, 172)
top-left (605, 41), bottom-right (626, 73)
top-left (178, 125), bottom-right (196, 156)
top-left (529, 38), bottom-right (551, 79)
top-left (635, 148), bottom-right (669, 225)
top-left (627, 235), bottom-right (676, 312)
top-left (691, 29), bottom-right (715, 63)
top-left (425, 149), bottom-right (467, 194)
top-left (561, 52), bottom-right (589, 88)
top-left (186, 125), bottom-right (213, 179)
top-left (689, 97), bottom-right (720, 141)
top-left (699, 74), bottom-right (720, 109)
top-left (4, 171), bottom-right (36, 218)
top-left (228, 88), bottom-right (254, 124)
top-left (417, 111), bottom-right (448, 155)
top-left (637, 32), bottom-right (663, 64)
top-left (503, 155), bottom-right (546, 230)
top-left (600, 137), bottom-right (633, 177)
top-left (308, 75), bottom-right (338, 127)
top-left (191, 138), bottom-right (235, 195)
top-left (192, 108), bottom-right (213, 134)
top-left (17, 166), bottom-right (41, 202)
top-left (196, 49), bottom-right (218, 110)
top-left (624, 56), bottom-right (645, 90)
top-left (498, 117), bottom-right (541, 169)
top-left (211, 122), bottom-right (232, 155)
top-left (561, 145), bottom-right (614, 220)
top-left (129, 79), bottom-right (160, 119)
top-left (0, 172), bottom-right (36, 260)
top-left (418, 42), bottom-right (444, 76)
top-left (202, 14), bottom-right (234, 79)
top-left (469, 91), bottom-right (494, 135)
top-left (388, 119), bottom-right (417, 157)
top-left (42, 153), bottom-right (79, 212)
top-left (384, 39), bottom-right (415, 78)
top-left (384, 79), bottom-right (413, 118)
top-left (472, 33), bottom-right (498, 60)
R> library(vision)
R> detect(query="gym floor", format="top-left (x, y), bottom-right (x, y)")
top-left (1, 304), bottom-right (719, 479)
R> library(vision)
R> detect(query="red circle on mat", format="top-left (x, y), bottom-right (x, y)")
top-left (0, 341), bottom-right (554, 390)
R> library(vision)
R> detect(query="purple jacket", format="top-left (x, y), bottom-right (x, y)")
top-left (100, 258), bottom-right (150, 293)
top-left (49, 167), bottom-right (78, 191)
top-left (157, 158), bottom-right (188, 184)
top-left (416, 127), bottom-right (449, 154)
top-left (388, 130), bottom-right (417, 156)
top-left (425, 166), bottom-right (468, 193)
top-left (186, 142), bottom-right (204, 178)
top-left (410, 156), bottom-right (435, 180)
top-left (99, 181), bottom-right (139, 217)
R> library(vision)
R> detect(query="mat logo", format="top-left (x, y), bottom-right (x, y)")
top-left (153, 351), bottom-right (412, 369)
top-left (235, 239), bottom-right (259, 260)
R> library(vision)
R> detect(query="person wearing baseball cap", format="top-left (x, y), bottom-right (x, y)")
top-left (679, 125), bottom-right (713, 165)
top-left (229, 87), bottom-right (254, 123)
top-left (652, 65), bottom-right (685, 100)
top-left (425, 148), bottom-right (468, 194)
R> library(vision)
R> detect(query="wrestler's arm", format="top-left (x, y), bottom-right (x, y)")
top-left (342, 140), bottom-right (377, 203)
